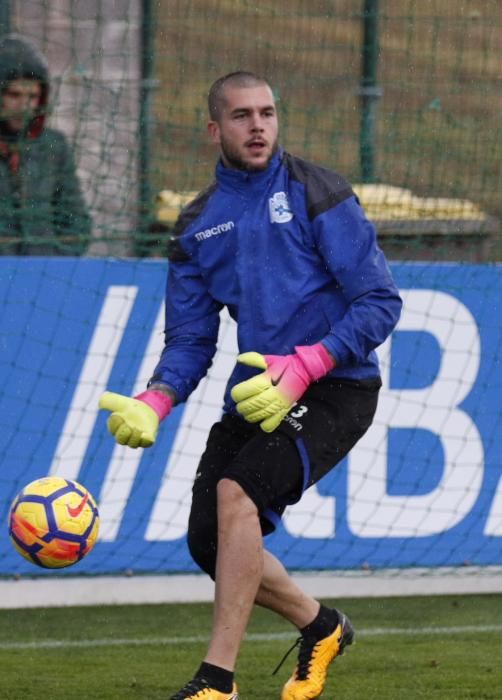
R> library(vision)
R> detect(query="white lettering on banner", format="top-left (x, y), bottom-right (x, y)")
top-left (59, 285), bottom-right (488, 544)
top-left (347, 290), bottom-right (484, 538)
top-left (97, 303), bottom-right (165, 541)
top-left (283, 487), bottom-right (336, 538)
top-left (50, 286), bottom-right (138, 481)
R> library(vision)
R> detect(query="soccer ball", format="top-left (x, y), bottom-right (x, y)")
top-left (8, 477), bottom-right (100, 569)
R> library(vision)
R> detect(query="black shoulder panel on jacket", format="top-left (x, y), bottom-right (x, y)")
top-left (283, 152), bottom-right (354, 221)
top-left (167, 183), bottom-right (217, 262)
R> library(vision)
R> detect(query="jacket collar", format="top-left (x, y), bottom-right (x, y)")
top-left (215, 148), bottom-right (283, 193)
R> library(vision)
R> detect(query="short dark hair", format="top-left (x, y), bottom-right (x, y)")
top-left (207, 71), bottom-right (271, 121)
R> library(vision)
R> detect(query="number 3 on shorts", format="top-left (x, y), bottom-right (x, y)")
top-left (291, 404), bottom-right (308, 419)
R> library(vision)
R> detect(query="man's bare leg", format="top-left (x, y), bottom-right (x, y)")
top-left (256, 549), bottom-right (320, 628)
top-left (203, 479), bottom-right (338, 671)
top-left (204, 478), bottom-right (264, 670)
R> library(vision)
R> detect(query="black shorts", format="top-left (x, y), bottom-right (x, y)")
top-left (190, 377), bottom-right (381, 535)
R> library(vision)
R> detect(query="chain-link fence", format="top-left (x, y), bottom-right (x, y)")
top-left (0, 0), bottom-right (500, 258)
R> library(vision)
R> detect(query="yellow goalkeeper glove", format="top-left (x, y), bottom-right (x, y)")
top-left (231, 343), bottom-right (335, 433)
top-left (98, 390), bottom-right (173, 448)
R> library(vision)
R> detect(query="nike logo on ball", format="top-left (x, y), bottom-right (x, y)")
top-left (67, 492), bottom-right (89, 518)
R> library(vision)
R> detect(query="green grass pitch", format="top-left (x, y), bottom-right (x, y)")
top-left (0, 593), bottom-right (501, 699)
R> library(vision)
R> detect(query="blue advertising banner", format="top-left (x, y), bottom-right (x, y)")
top-left (0, 258), bottom-right (501, 576)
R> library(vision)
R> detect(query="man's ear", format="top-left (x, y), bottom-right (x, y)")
top-left (207, 120), bottom-right (221, 144)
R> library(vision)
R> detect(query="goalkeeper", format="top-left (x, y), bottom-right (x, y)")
top-left (100, 71), bottom-right (402, 700)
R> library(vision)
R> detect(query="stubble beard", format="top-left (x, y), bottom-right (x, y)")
top-left (220, 134), bottom-right (279, 172)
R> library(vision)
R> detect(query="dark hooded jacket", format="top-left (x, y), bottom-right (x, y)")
top-left (0, 34), bottom-right (91, 255)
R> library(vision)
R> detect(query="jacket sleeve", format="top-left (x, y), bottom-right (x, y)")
top-left (148, 254), bottom-right (222, 403)
top-left (314, 195), bottom-right (402, 365)
top-left (53, 133), bottom-right (92, 254)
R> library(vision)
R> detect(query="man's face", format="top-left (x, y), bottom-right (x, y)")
top-left (208, 84), bottom-right (279, 171)
top-left (0, 79), bottom-right (42, 132)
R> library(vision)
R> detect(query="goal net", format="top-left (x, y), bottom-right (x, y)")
top-left (0, 1), bottom-right (500, 584)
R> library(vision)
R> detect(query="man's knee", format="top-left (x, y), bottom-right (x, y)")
top-left (187, 477), bottom-right (258, 577)
top-left (217, 477), bottom-right (259, 520)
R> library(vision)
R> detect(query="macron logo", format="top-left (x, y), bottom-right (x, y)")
top-left (194, 220), bottom-right (235, 242)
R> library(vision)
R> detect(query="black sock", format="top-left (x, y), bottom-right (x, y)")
top-left (195, 662), bottom-right (234, 693)
top-left (300, 604), bottom-right (340, 639)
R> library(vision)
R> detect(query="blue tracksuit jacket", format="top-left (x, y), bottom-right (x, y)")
top-left (149, 150), bottom-right (402, 414)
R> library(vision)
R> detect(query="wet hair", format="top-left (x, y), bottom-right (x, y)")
top-left (207, 71), bottom-right (272, 121)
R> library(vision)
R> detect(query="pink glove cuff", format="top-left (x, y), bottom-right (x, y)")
top-left (295, 342), bottom-right (335, 381)
top-left (135, 390), bottom-right (173, 421)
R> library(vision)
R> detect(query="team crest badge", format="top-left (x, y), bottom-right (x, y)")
top-left (269, 191), bottom-right (293, 223)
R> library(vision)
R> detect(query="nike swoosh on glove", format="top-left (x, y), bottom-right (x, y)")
top-left (98, 390), bottom-right (173, 448)
top-left (230, 343), bottom-right (335, 433)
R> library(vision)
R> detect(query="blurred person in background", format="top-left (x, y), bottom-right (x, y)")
top-left (99, 71), bottom-right (402, 700)
top-left (0, 34), bottom-right (91, 255)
